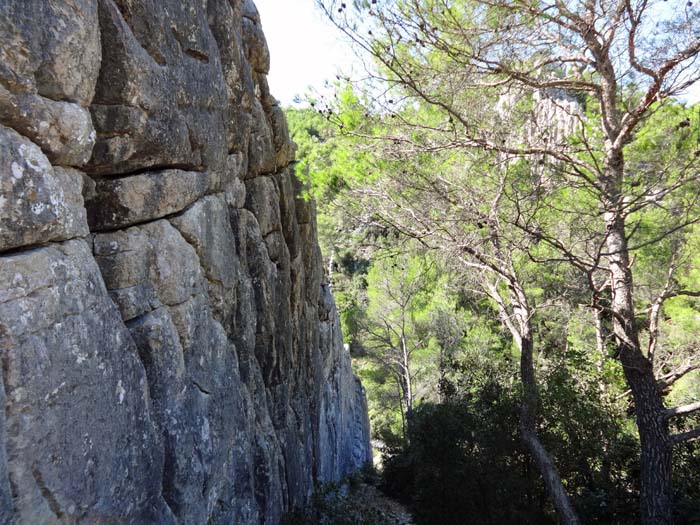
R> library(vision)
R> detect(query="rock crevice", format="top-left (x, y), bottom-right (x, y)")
top-left (0, 1), bottom-right (371, 523)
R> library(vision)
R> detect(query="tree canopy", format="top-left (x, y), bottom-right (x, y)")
top-left (289, 2), bottom-right (700, 519)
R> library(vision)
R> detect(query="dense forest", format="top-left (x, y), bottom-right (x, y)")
top-left (286, 0), bottom-right (700, 524)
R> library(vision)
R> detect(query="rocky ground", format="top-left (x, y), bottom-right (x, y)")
top-left (285, 480), bottom-right (413, 525)
top-left (346, 483), bottom-right (414, 525)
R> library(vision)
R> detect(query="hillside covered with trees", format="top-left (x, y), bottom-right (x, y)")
top-left (286, 0), bottom-right (700, 523)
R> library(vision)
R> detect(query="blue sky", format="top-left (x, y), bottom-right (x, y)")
top-left (255, 0), bottom-right (699, 106)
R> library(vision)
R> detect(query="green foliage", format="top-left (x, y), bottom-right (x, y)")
top-left (285, 88), bottom-right (700, 521)
top-left (286, 88), bottom-right (375, 204)
top-left (284, 24), bottom-right (700, 517)
top-left (382, 353), bottom-right (641, 524)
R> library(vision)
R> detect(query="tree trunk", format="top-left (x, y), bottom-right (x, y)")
top-left (593, 309), bottom-right (608, 396)
top-left (400, 336), bottom-right (414, 423)
top-left (493, 280), bottom-right (581, 524)
top-left (519, 333), bottom-right (581, 525)
top-left (396, 378), bottom-right (407, 441)
top-left (622, 356), bottom-right (673, 525)
top-left (604, 203), bottom-right (673, 524)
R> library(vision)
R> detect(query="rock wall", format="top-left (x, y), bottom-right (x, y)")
top-left (0, 1), bottom-right (371, 523)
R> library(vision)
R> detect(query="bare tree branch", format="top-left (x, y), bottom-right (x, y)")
top-left (657, 360), bottom-right (700, 391)
top-left (663, 401), bottom-right (700, 420)
top-left (671, 427), bottom-right (700, 445)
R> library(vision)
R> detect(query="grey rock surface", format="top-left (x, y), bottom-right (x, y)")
top-left (0, 375), bottom-right (11, 524)
top-left (0, 126), bottom-right (89, 251)
top-left (0, 89), bottom-right (97, 167)
top-left (0, 0), bottom-right (100, 166)
top-left (88, 0), bottom-right (229, 175)
top-left (85, 169), bottom-right (212, 231)
top-left (0, 1), bottom-right (371, 524)
top-left (0, 240), bottom-right (171, 524)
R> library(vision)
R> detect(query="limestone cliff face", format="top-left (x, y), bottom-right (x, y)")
top-left (0, 1), bottom-right (372, 523)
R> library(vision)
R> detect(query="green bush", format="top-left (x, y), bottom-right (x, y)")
top-left (380, 355), bottom-right (647, 524)
top-left (383, 388), bottom-right (552, 524)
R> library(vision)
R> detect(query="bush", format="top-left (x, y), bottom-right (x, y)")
top-left (380, 355), bottom-right (650, 524)
top-left (383, 387), bottom-right (553, 524)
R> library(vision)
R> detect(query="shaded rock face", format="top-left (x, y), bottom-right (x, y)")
top-left (0, 1), bottom-right (372, 523)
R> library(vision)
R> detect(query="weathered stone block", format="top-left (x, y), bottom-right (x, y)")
top-left (0, 0), bottom-right (100, 166)
top-left (170, 194), bottom-right (239, 325)
top-left (85, 169), bottom-right (211, 230)
top-left (0, 0), bottom-right (101, 104)
top-left (0, 88), bottom-right (97, 167)
top-left (88, 0), bottom-right (229, 175)
top-left (242, 1), bottom-right (271, 75)
top-left (276, 168), bottom-right (302, 258)
top-left (0, 239), bottom-right (171, 523)
top-left (93, 220), bottom-right (205, 319)
top-left (0, 126), bottom-right (89, 251)
top-left (246, 98), bottom-right (276, 177)
top-left (245, 175), bottom-right (282, 236)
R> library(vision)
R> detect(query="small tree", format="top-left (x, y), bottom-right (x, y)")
top-left (362, 254), bottom-right (440, 437)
